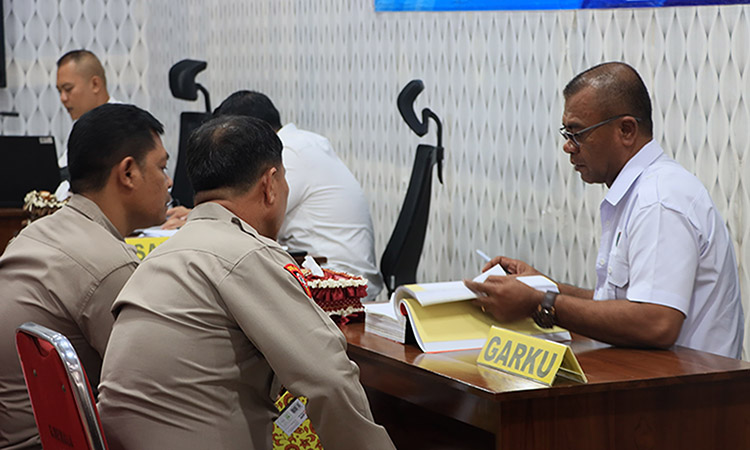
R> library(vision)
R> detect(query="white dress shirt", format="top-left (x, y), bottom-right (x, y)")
top-left (277, 123), bottom-right (383, 301)
top-left (594, 140), bottom-right (743, 358)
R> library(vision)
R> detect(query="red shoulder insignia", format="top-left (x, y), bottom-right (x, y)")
top-left (284, 263), bottom-right (312, 298)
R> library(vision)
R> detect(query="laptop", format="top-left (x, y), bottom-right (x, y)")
top-left (0, 136), bottom-right (62, 208)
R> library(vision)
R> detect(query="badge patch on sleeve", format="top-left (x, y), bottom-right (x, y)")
top-left (284, 264), bottom-right (312, 298)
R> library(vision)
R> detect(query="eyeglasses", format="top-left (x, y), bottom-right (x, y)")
top-left (559, 114), bottom-right (640, 147)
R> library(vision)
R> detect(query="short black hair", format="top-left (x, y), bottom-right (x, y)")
top-left (213, 90), bottom-right (283, 130)
top-left (57, 49), bottom-right (107, 86)
top-left (68, 104), bottom-right (164, 193)
top-left (563, 62), bottom-right (653, 136)
top-left (187, 115), bottom-right (283, 195)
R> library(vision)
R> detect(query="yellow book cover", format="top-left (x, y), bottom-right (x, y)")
top-left (374, 265), bottom-right (570, 353)
top-left (399, 296), bottom-right (570, 353)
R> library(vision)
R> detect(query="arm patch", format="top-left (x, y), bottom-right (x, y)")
top-left (284, 263), bottom-right (313, 298)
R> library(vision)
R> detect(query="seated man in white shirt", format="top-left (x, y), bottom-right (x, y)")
top-left (165, 91), bottom-right (384, 301)
top-left (465, 62), bottom-right (744, 358)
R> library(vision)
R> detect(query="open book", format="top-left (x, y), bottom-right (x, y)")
top-left (364, 265), bottom-right (571, 353)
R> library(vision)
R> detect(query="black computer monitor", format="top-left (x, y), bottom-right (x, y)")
top-left (0, 2), bottom-right (6, 88)
top-left (0, 136), bottom-right (61, 207)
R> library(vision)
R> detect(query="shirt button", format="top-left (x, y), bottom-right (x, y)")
top-left (598, 259), bottom-right (605, 266)
top-left (608, 267), bottom-right (612, 274)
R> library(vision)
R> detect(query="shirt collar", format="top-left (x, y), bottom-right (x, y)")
top-left (604, 140), bottom-right (663, 206)
top-left (277, 122), bottom-right (297, 139)
top-left (187, 202), bottom-right (260, 237)
top-left (66, 194), bottom-right (125, 240)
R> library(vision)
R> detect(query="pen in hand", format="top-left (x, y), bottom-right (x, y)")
top-left (475, 249), bottom-right (491, 263)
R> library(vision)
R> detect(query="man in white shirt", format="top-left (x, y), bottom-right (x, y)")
top-left (56, 49), bottom-right (119, 169)
top-left (465, 62), bottom-right (744, 358)
top-left (167, 91), bottom-right (384, 301)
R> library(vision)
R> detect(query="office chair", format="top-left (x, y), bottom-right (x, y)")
top-left (15, 322), bottom-right (108, 450)
top-left (380, 80), bottom-right (444, 296)
top-left (168, 59), bottom-right (213, 208)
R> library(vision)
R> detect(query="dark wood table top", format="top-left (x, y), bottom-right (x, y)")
top-left (0, 207), bottom-right (26, 253)
top-left (0, 208), bottom-right (25, 217)
top-left (341, 322), bottom-right (750, 402)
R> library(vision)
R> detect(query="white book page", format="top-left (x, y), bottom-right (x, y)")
top-left (395, 264), bottom-right (509, 307)
top-left (363, 301), bottom-right (401, 321)
top-left (472, 264), bottom-right (507, 282)
top-left (398, 281), bottom-right (475, 306)
top-left (517, 275), bottom-right (559, 293)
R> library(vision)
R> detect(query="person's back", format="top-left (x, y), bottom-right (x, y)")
top-left (0, 104), bottom-right (172, 449)
top-left (0, 197), bottom-right (139, 449)
top-left (99, 204), bottom-right (343, 449)
top-left (278, 123), bottom-right (382, 299)
top-left (99, 115), bottom-right (395, 450)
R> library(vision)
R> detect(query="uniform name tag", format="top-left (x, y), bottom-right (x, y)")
top-left (477, 326), bottom-right (587, 385)
top-left (274, 397), bottom-right (308, 436)
top-left (124, 237), bottom-right (169, 260)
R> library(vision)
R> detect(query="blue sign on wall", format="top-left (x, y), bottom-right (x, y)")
top-left (376, 0), bottom-right (748, 10)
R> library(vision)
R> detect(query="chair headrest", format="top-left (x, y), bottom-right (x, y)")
top-left (169, 59), bottom-right (208, 100)
top-left (397, 80), bottom-right (428, 137)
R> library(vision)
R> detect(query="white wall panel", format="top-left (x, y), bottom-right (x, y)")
top-left (4, 0), bottom-right (750, 359)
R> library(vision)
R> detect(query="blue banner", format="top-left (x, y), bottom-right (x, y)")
top-left (376, 0), bottom-right (749, 10)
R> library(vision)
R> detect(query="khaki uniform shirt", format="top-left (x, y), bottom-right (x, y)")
top-left (98, 203), bottom-right (394, 450)
top-left (0, 195), bottom-right (139, 450)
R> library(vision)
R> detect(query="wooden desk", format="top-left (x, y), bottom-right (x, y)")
top-left (341, 323), bottom-right (750, 450)
top-left (0, 208), bottom-right (25, 253)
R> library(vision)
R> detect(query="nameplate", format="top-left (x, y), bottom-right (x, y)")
top-left (476, 326), bottom-right (587, 385)
top-left (125, 237), bottom-right (169, 260)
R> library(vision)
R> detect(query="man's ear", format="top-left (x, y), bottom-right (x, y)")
top-left (619, 116), bottom-right (639, 146)
top-left (261, 166), bottom-right (279, 205)
top-left (90, 75), bottom-right (103, 94)
top-left (115, 156), bottom-right (139, 190)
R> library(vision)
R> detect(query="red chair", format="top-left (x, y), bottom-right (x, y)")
top-left (15, 322), bottom-right (108, 450)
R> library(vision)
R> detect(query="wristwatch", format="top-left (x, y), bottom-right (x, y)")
top-left (532, 291), bottom-right (558, 329)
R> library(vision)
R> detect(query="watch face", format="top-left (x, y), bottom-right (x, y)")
top-left (533, 305), bottom-right (556, 329)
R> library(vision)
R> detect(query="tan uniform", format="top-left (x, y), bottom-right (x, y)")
top-left (98, 203), bottom-right (394, 450)
top-left (0, 195), bottom-right (139, 450)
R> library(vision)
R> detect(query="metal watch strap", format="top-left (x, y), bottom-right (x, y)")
top-left (532, 290), bottom-right (558, 329)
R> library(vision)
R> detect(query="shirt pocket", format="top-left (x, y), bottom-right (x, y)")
top-left (606, 251), bottom-right (630, 299)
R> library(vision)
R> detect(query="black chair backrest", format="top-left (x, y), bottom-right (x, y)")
top-left (380, 143), bottom-right (443, 295)
top-left (380, 79), bottom-right (444, 296)
top-left (170, 111), bottom-right (211, 208)
top-left (168, 59), bottom-right (212, 207)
